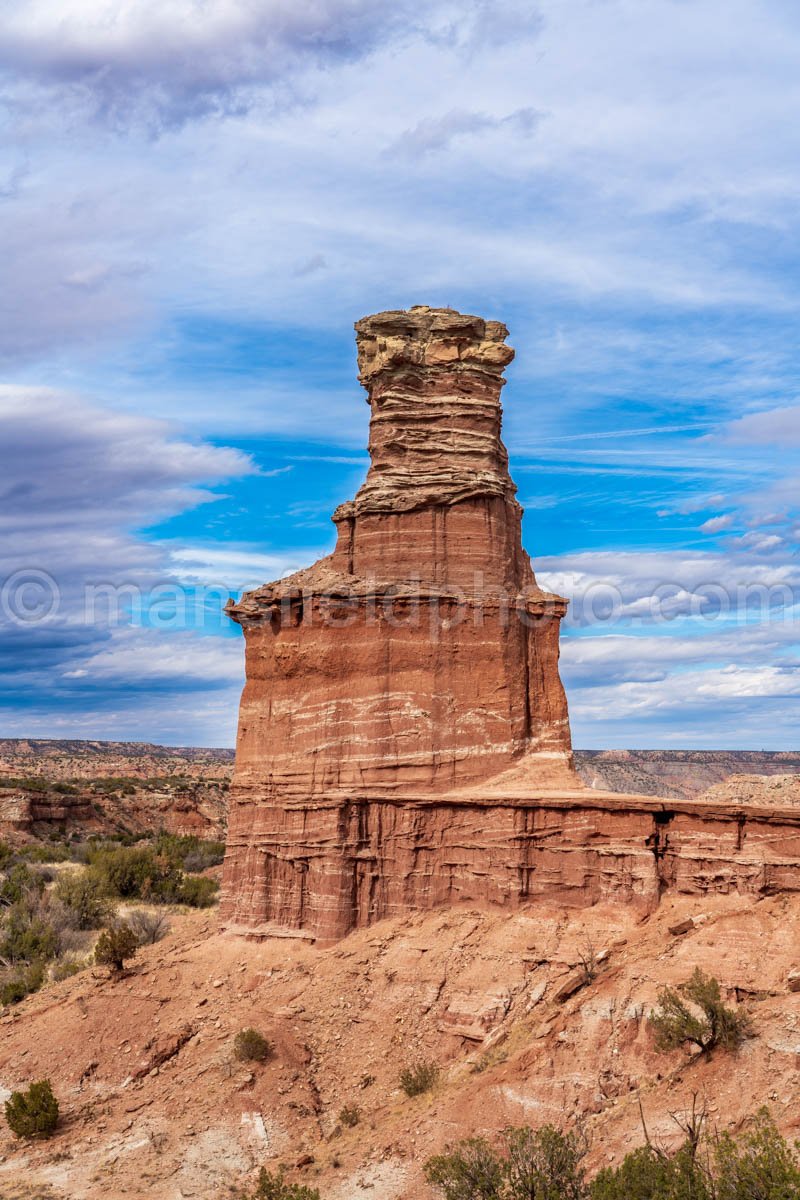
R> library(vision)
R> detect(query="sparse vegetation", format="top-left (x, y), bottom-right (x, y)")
top-left (400, 1060), bottom-right (440, 1097)
top-left (592, 1105), bottom-right (800, 1200)
top-left (83, 843), bottom-right (219, 908)
top-left (94, 922), bottom-right (139, 972)
top-left (50, 954), bottom-right (87, 982)
top-left (0, 896), bottom-right (59, 963)
top-left (177, 874), bottom-right (219, 907)
top-left (86, 844), bottom-right (183, 902)
top-left (0, 862), bottom-right (45, 906)
top-left (153, 832), bottom-right (225, 872)
top-left (0, 822), bottom-right (221, 1008)
top-left (242, 1168), bottom-right (320, 1200)
top-left (0, 776), bottom-right (49, 793)
top-left (0, 960), bottom-right (46, 1005)
top-left (338, 1104), bottom-right (361, 1128)
top-left (18, 842), bottom-right (72, 863)
top-left (426, 1110), bottom-right (800, 1200)
top-left (577, 937), bottom-right (600, 984)
top-left (127, 906), bottom-right (171, 944)
top-left (4, 1079), bottom-right (59, 1139)
top-left (233, 1028), bottom-right (273, 1063)
top-left (648, 968), bottom-right (753, 1055)
top-left (53, 870), bottom-right (113, 930)
top-left (426, 1124), bottom-right (587, 1200)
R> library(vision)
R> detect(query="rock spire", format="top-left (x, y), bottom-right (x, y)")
top-left (222, 306), bottom-right (578, 940)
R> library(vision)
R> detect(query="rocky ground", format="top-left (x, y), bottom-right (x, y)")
top-left (697, 772), bottom-right (800, 807)
top-left (1, 892), bottom-right (799, 1199)
top-left (1, 740), bottom-right (798, 1198)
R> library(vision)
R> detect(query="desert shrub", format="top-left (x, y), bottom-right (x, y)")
top-left (0, 776), bottom-right (49, 793)
top-left (505, 1125), bottom-right (587, 1200)
top-left (182, 847), bottom-right (225, 872)
top-left (648, 968), bottom-right (753, 1055)
top-left (591, 1108), bottom-right (800, 1200)
top-left (69, 837), bottom-right (131, 864)
top-left (426, 1125), bottom-right (587, 1200)
top-left (178, 874), bottom-right (219, 907)
top-left (399, 1060), bottom-right (440, 1097)
top-left (53, 870), bottom-right (113, 930)
top-left (0, 899), bottom-right (59, 962)
top-left (243, 1168), bottom-right (320, 1200)
top-left (591, 1144), bottom-right (705, 1200)
top-left (67, 841), bottom-right (93, 865)
top-left (0, 862), bottom-right (45, 906)
top-left (338, 1104), bottom-right (361, 1128)
top-left (87, 845), bottom-right (182, 902)
top-left (127, 907), bottom-right (171, 944)
top-left (425, 1135), bottom-right (505, 1200)
top-left (19, 842), bottom-right (72, 863)
top-left (90, 777), bottom-right (137, 795)
top-left (50, 954), bottom-right (87, 982)
top-left (94, 922), bottom-right (139, 971)
top-left (234, 1028), bottom-right (273, 1063)
top-left (0, 961), bottom-right (46, 1005)
top-left (4, 1079), bottom-right (59, 1139)
top-left (153, 832), bottom-right (225, 872)
top-left (426, 1116), bottom-right (800, 1200)
top-left (713, 1108), bottom-right (800, 1200)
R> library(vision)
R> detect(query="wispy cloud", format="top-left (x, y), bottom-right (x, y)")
top-left (0, 387), bottom-right (258, 739)
top-left (2, 0), bottom-right (800, 746)
top-left (388, 106), bottom-right (542, 158)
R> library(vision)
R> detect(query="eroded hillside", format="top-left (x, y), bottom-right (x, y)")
top-left (1, 894), bottom-right (798, 1199)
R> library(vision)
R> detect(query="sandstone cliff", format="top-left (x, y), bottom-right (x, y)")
top-left (223, 307), bottom-right (578, 940)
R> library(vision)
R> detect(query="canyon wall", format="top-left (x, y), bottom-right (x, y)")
top-left (221, 307), bottom-right (800, 942)
top-left (576, 749), bottom-right (800, 800)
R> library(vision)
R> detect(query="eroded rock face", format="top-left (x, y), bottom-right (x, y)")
top-left (222, 307), bottom-right (578, 937)
top-left (220, 307), bottom-right (800, 943)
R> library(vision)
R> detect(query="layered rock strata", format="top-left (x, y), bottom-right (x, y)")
top-left (221, 307), bottom-right (800, 942)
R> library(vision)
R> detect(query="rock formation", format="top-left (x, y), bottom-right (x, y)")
top-left (228, 307), bottom-right (574, 793)
top-left (221, 307), bottom-right (580, 938)
top-left (221, 307), bottom-right (800, 943)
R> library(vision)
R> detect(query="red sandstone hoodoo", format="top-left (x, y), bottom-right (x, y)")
top-left (221, 307), bottom-right (800, 941)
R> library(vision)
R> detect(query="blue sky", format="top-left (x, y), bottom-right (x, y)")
top-left (0, 0), bottom-right (798, 748)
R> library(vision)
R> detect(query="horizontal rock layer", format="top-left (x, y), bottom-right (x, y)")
top-left (220, 789), bottom-right (800, 943)
top-left (229, 587), bottom-right (571, 798)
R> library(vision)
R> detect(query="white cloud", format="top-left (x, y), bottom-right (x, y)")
top-left (166, 544), bottom-right (316, 591)
top-left (3, 0), bottom-right (800, 374)
top-left (700, 514), bottom-right (735, 533)
top-left (721, 405), bottom-right (800, 447)
top-left (542, 541), bottom-right (800, 747)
